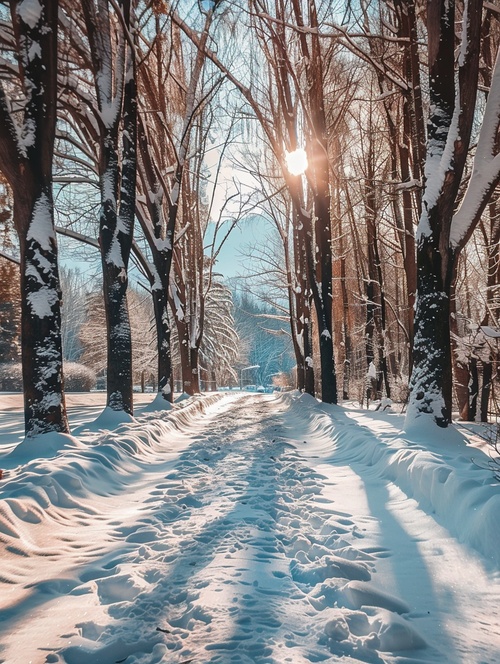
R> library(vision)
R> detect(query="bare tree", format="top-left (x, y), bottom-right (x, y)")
top-left (0, 0), bottom-right (69, 436)
top-left (408, 0), bottom-right (483, 427)
top-left (0, 175), bottom-right (20, 364)
top-left (135, 1), bottom-right (218, 401)
top-left (77, 0), bottom-right (138, 414)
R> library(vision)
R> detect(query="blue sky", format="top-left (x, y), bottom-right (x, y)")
top-left (205, 214), bottom-right (272, 281)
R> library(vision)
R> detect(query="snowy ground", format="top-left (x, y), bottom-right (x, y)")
top-left (0, 391), bottom-right (500, 664)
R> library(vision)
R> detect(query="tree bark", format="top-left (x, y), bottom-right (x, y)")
top-left (407, 0), bottom-right (482, 427)
top-left (292, 201), bottom-right (315, 395)
top-left (0, 1), bottom-right (69, 436)
top-left (82, 0), bottom-right (137, 414)
top-left (292, 0), bottom-right (337, 403)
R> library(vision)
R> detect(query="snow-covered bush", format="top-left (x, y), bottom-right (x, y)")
top-left (63, 362), bottom-right (96, 392)
top-left (0, 362), bottom-right (96, 392)
top-left (0, 362), bottom-right (22, 390)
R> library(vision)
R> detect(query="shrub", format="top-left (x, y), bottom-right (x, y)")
top-left (64, 362), bottom-right (96, 392)
top-left (0, 362), bottom-right (96, 392)
top-left (0, 362), bottom-right (22, 390)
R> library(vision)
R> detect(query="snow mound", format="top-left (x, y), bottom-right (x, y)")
top-left (3, 431), bottom-right (84, 467)
top-left (139, 392), bottom-right (174, 412)
top-left (0, 390), bottom-right (498, 663)
top-left (324, 607), bottom-right (426, 657)
top-left (175, 391), bottom-right (193, 403)
top-left (282, 391), bottom-right (500, 568)
top-left (76, 405), bottom-right (136, 433)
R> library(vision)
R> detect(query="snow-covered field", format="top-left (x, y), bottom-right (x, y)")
top-left (0, 391), bottom-right (499, 664)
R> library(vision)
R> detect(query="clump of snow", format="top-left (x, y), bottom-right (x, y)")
top-left (323, 606), bottom-right (426, 656)
top-left (481, 325), bottom-right (500, 338)
top-left (450, 45), bottom-right (500, 249)
top-left (26, 286), bottom-right (58, 318)
top-left (73, 406), bottom-right (136, 434)
top-left (17, 0), bottom-right (43, 29)
top-left (175, 391), bottom-right (192, 403)
top-left (3, 431), bottom-right (83, 467)
top-left (139, 391), bottom-right (174, 412)
top-left (26, 192), bottom-right (56, 251)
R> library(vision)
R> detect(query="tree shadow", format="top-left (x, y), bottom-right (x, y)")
top-left (305, 402), bottom-right (477, 662)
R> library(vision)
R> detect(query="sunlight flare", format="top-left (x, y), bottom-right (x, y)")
top-left (285, 148), bottom-right (308, 175)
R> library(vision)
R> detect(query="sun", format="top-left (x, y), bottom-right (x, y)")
top-left (285, 148), bottom-right (308, 176)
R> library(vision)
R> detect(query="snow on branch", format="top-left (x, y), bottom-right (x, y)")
top-left (450, 47), bottom-right (500, 250)
top-left (0, 248), bottom-right (20, 264)
top-left (55, 225), bottom-right (99, 249)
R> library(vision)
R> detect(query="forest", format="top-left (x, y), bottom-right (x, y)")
top-left (1, 0), bottom-right (500, 438)
top-left (4, 3), bottom-right (500, 662)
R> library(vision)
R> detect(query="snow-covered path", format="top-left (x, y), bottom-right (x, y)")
top-left (1, 392), bottom-right (500, 663)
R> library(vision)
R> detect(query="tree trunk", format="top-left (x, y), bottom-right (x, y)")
top-left (364, 157), bottom-right (391, 400)
top-left (285, 223), bottom-right (305, 392)
top-left (19, 189), bottom-right (69, 435)
top-left (104, 33), bottom-right (137, 413)
top-left (407, 0), bottom-right (482, 427)
top-left (292, 202), bottom-right (314, 394)
top-left (410, 236), bottom-right (454, 426)
top-left (449, 276), bottom-right (470, 419)
top-left (291, 0), bottom-right (337, 404)
top-left (99, 136), bottom-right (134, 413)
top-left (480, 361), bottom-right (493, 422)
top-left (82, 0), bottom-right (137, 415)
top-left (339, 220), bottom-right (352, 400)
top-left (152, 284), bottom-right (173, 401)
top-left (102, 260), bottom-right (133, 412)
top-left (313, 189), bottom-right (337, 404)
top-left (137, 119), bottom-right (174, 402)
top-left (190, 346), bottom-right (200, 394)
top-left (0, 1), bottom-right (69, 436)
top-left (171, 280), bottom-right (193, 396)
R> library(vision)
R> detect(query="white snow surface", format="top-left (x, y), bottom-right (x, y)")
top-left (27, 193), bottom-right (56, 252)
top-left (16, 0), bottom-right (43, 29)
top-left (0, 391), bottom-right (500, 663)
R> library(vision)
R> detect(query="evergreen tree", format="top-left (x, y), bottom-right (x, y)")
top-left (233, 292), bottom-right (295, 387)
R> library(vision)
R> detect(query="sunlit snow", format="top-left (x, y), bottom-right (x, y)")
top-left (0, 391), bottom-right (499, 663)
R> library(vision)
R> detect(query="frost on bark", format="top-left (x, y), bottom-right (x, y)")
top-left (104, 22), bottom-right (136, 414)
top-left (0, 0), bottom-right (69, 436)
top-left (136, 114), bottom-right (173, 402)
top-left (407, 0), bottom-right (482, 427)
top-left (290, 198), bottom-right (314, 395)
